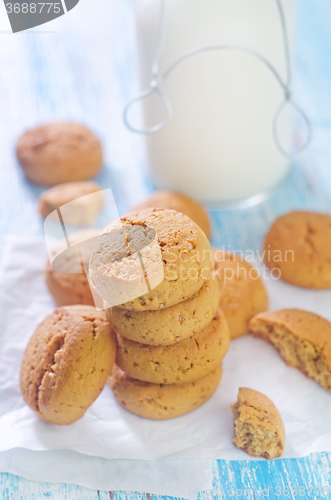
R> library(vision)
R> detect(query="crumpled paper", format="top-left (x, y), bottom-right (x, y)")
top-left (0, 236), bottom-right (331, 491)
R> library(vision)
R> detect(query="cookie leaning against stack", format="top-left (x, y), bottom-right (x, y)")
top-left (20, 305), bottom-right (116, 425)
top-left (89, 208), bottom-right (229, 419)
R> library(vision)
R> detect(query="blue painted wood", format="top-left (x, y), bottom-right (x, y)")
top-left (209, 453), bottom-right (331, 499)
top-left (0, 0), bottom-right (331, 498)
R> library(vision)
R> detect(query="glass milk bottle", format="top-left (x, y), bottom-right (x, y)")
top-left (133, 0), bottom-right (296, 203)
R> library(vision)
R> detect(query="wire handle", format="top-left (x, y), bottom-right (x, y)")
top-left (124, 0), bottom-right (312, 159)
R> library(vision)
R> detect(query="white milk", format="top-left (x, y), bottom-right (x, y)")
top-left (134, 0), bottom-right (296, 203)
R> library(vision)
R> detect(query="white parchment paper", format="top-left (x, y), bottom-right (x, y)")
top-left (0, 236), bottom-right (331, 490)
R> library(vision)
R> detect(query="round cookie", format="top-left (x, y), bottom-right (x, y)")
top-left (107, 277), bottom-right (220, 346)
top-left (16, 122), bottom-right (103, 186)
top-left (39, 181), bottom-right (103, 226)
top-left (264, 211), bottom-right (331, 289)
top-left (20, 305), bottom-right (116, 425)
top-left (115, 309), bottom-right (229, 384)
top-left (46, 262), bottom-right (94, 306)
top-left (90, 208), bottom-right (212, 311)
top-left (132, 191), bottom-right (211, 238)
top-left (232, 387), bottom-right (285, 459)
top-left (109, 363), bottom-right (222, 420)
top-left (45, 230), bottom-right (100, 307)
top-left (213, 250), bottom-right (268, 339)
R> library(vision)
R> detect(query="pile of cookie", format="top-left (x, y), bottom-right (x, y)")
top-left (15, 121), bottom-right (331, 461)
top-left (20, 206), bottom-right (232, 423)
top-left (91, 208), bottom-right (230, 419)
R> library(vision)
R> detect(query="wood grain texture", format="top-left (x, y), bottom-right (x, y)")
top-left (0, 0), bottom-right (331, 497)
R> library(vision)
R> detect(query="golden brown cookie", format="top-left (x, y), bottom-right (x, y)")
top-left (107, 277), bottom-right (219, 346)
top-left (46, 262), bottom-right (94, 307)
top-left (232, 387), bottom-right (285, 459)
top-left (45, 230), bottom-right (100, 307)
top-left (132, 191), bottom-right (211, 238)
top-left (38, 181), bottom-right (103, 226)
top-left (16, 122), bottom-right (103, 186)
top-left (213, 250), bottom-right (268, 339)
top-left (115, 309), bottom-right (229, 384)
top-left (264, 211), bottom-right (331, 289)
top-left (109, 363), bottom-right (222, 420)
top-left (20, 305), bottom-right (116, 425)
top-left (249, 309), bottom-right (331, 392)
top-left (89, 208), bottom-right (212, 311)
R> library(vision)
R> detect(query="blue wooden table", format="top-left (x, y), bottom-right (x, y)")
top-left (1, 0), bottom-right (331, 498)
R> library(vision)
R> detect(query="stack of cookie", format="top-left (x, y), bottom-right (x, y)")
top-left (89, 207), bottom-right (230, 420)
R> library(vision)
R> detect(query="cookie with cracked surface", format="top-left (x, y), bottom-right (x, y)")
top-left (45, 230), bottom-right (100, 307)
top-left (249, 309), bottom-right (331, 392)
top-left (213, 250), bottom-right (268, 339)
top-left (20, 305), bottom-right (116, 425)
top-left (132, 191), bottom-right (211, 238)
top-left (232, 387), bottom-right (285, 459)
top-left (107, 277), bottom-right (220, 346)
top-left (38, 181), bottom-right (103, 226)
top-left (16, 122), bottom-right (103, 186)
top-left (264, 211), bottom-right (331, 288)
top-left (89, 208), bottom-right (212, 311)
top-left (115, 309), bottom-right (229, 384)
top-left (109, 363), bottom-right (222, 420)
